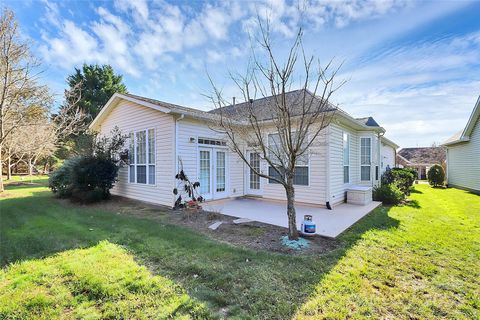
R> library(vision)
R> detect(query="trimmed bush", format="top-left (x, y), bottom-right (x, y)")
top-left (380, 168), bottom-right (416, 196)
top-left (373, 184), bottom-right (405, 205)
top-left (427, 164), bottom-right (445, 187)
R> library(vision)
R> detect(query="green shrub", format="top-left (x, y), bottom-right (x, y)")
top-left (69, 157), bottom-right (119, 202)
top-left (380, 168), bottom-right (416, 195)
top-left (48, 127), bottom-right (126, 203)
top-left (48, 157), bottom-right (82, 197)
top-left (373, 184), bottom-right (405, 205)
top-left (49, 157), bottom-right (119, 203)
top-left (427, 164), bottom-right (445, 187)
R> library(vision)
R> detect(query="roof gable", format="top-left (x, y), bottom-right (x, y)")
top-left (443, 95), bottom-right (480, 146)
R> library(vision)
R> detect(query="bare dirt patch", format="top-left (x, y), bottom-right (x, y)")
top-left (77, 196), bottom-right (341, 255)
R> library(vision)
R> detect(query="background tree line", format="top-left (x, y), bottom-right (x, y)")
top-left (0, 8), bottom-right (127, 192)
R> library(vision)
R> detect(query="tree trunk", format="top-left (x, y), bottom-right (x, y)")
top-left (7, 156), bottom-right (11, 180)
top-left (0, 144), bottom-right (4, 192)
top-left (285, 177), bottom-right (299, 240)
top-left (28, 158), bottom-right (33, 182)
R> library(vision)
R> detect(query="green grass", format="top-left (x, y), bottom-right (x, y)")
top-left (0, 241), bottom-right (210, 319)
top-left (1, 179), bottom-right (479, 319)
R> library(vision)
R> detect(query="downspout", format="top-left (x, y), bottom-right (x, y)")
top-left (376, 131), bottom-right (384, 187)
top-left (325, 125), bottom-right (331, 209)
top-left (175, 114), bottom-right (185, 177)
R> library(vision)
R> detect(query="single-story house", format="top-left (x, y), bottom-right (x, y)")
top-left (89, 89), bottom-right (399, 208)
top-left (396, 147), bottom-right (446, 180)
top-left (442, 96), bottom-right (480, 193)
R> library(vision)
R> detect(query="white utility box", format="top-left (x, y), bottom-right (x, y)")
top-left (347, 185), bottom-right (373, 205)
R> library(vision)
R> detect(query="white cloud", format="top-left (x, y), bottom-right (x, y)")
top-left (114, 0), bottom-right (149, 21)
top-left (40, 20), bottom-right (100, 67)
top-left (41, 0), bottom-right (61, 27)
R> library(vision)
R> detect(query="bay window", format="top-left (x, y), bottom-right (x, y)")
top-left (128, 129), bottom-right (155, 185)
top-left (361, 137), bottom-right (371, 181)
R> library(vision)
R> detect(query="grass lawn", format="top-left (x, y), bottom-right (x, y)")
top-left (1, 179), bottom-right (479, 319)
top-left (0, 241), bottom-right (209, 319)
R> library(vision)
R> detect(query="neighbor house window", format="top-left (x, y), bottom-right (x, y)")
top-left (343, 132), bottom-right (350, 183)
top-left (361, 137), bottom-right (371, 181)
top-left (128, 129), bottom-right (155, 185)
top-left (267, 133), bottom-right (309, 186)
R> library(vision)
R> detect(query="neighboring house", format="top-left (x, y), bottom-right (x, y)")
top-left (396, 147), bottom-right (446, 179)
top-left (442, 96), bottom-right (480, 193)
top-left (89, 90), bottom-right (399, 208)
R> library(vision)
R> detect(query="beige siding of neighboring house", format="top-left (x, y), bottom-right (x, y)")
top-left (328, 123), bottom-right (360, 206)
top-left (447, 117), bottom-right (480, 192)
top-left (176, 118), bottom-right (245, 199)
top-left (97, 100), bottom-right (176, 207)
top-left (261, 126), bottom-right (328, 206)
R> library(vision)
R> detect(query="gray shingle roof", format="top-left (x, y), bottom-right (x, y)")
top-left (208, 89), bottom-right (337, 121)
top-left (397, 147), bottom-right (446, 165)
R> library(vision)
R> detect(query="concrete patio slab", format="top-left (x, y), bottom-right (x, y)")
top-left (203, 198), bottom-right (382, 238)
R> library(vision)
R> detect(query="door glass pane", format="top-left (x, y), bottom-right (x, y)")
top-left (216, 151), bottom-right (225, 192)
top-left (199, 151), bottom-right (210, 194)
top-left (249, 152), bottom-right (260, 190)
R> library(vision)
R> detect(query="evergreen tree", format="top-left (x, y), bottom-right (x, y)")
top-left (66, 64), bottom-right (127, 122)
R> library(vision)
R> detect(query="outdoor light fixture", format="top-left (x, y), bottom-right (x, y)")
top-left (189, 137), bottom-right (196, 143)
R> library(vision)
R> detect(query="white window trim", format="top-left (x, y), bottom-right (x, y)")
top-left (128, 128), bottom-right (156, 186)
top-left (266, 132), bottom-right (310, 186)
top-left (360, 136), bottom-right (372, 182)
top-left (343, 132), bottom-right (350, 184)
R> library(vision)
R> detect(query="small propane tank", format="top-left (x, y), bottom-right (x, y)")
top-left (301, 215), bottom-right (316, 236)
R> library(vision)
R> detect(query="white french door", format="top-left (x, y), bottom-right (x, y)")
top-left (198, 147), bottom-right (228, 200)
top-left (246, 151), bottom-right (262, 196)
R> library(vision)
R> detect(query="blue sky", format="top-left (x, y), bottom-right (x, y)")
top-left (7, 0), bottom-right (480, 147)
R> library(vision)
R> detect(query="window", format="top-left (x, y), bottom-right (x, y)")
top-left (343, 132), bottom-right (350, 183)
top-left (267, 133), bottom-right (309, 186)
top-left (375, 166), bottom-right (379, 181)
top-left (128, 133), bottom-right (135, 183)
top-left (128, 129), bottom-right (155, 185)
top-left (361, 137), bottom-right (371, 181)
top-left (198, 138), bottom-right (226, 146)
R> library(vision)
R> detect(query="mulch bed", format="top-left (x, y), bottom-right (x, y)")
top-left (65, 196), bottom-right (341, 255)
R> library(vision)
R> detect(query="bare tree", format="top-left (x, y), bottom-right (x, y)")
top-left (0, 9), bottom-right (86, 188)
top-left (208, 21), bottom-right (344, 240)
top-left (0, 8), bottom-right (51, 191)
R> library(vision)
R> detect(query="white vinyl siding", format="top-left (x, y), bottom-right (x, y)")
top-left (328, 123), bottom-right (360, 206)
top-left (262, 124), bottom-right (327, 205)
top-left (381, 141), bottom-right (396, 175)
top-left (447, 117), bottom-right (480, 192)
top-left (267, 132), bottom-right (309, 186)
top-left (176, 119), bottom-right (244, 200)
top-left (97, 99), bottom-right (175, 207)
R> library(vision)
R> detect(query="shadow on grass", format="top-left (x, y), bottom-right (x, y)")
top-left (403, 199), bottom-right (421, 209)
top-left (410, 189), bottom-right (423, 194)
top-left (0, 185), bottom-right (400, 319)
